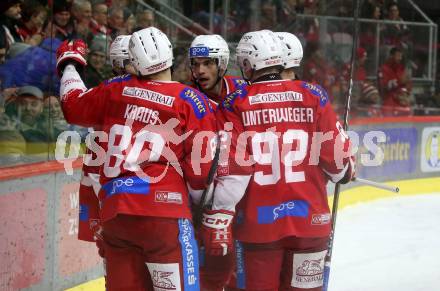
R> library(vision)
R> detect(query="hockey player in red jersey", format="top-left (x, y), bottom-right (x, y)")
top-left (78, 34), bottom-right (133, 255)
top-left (188, 34), bottom-right (248, 291)
top-left (189, 34), bottom-right (248, 106)
top-left (57, 27), bottom-right (217, 290)
top-left (215, 30), bottom-right (355, 290)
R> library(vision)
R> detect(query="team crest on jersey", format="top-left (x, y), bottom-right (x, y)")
top-left (301, 82), bottom-right (329, 107)
top-left (104, 74), bottom-right (132, 85)
top-left (221, 88), bottom-right (247, 111)
top-left (233, 78), bottom-right (248, 87)
top-left (179, 87), bottom-right (207, 119)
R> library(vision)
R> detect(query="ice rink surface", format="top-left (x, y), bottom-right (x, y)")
top-left (328, 193), bottom-right (440, 291)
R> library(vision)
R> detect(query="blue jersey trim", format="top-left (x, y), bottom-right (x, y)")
top-left (257, 200), bottom-right (309, 224)
top-left (178, 219), bottom-right (200, 290)
top-left (79, 204), bottom-right (89, 221)
top-left (235, 240), bottom-right (246, 289)
top-left (221, 87), bottom-right (247, 112)
top-left (101, 176), bottom-right (150, 198)
top-left (301, 82), bottom-right (329, 107)
top-left (179, 87), bottom-right (208, 119)
top-left (104, 74), bottom-right (132, 85)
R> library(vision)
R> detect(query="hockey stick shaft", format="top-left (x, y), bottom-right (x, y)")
top-left (323, 1), bottom-right (360, 290)
top-left (193, 134), bottom-right (221, 228)
top-left (353, 177), bottom-right (399, 193)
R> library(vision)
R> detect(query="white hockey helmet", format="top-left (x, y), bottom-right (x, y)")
top-left (189, 34), bottom-right (230, 71)
top-left (129, 27), bottom-right (173, 76)
top-left (109, 35), bottom-right (130, 70)
top-left (236, 30), bottom-right (283, 71)
top-left (275, 32), bottom-right (303, 68)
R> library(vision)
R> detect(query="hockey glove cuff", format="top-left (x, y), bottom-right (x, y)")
top-left (200, 209), bottom-right (234, 256)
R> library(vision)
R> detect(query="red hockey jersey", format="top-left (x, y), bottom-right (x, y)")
top-left (60, 67), bottom-right (216, 222)
top-left (215, 77), bottom-right (354, 243)
top-left (199, 75), bottom-right (248, 105)
top-left (78, 133), bottom-right (103, 242)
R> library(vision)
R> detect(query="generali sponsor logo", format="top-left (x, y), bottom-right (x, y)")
top-left (249, 91), bottom-right (303, 105)
top-left (122, 86), bottom-right (175, 107)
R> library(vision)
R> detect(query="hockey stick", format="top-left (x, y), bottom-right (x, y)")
top-left (322, 0), bottom-right (360, 289)
top-left (192, 134), bottom-right (221, 228)
top-left (353, 177), bottom-right (399, 193)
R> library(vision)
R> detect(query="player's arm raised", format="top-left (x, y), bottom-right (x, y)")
top-left (56, 40), bottom-right (106, 128)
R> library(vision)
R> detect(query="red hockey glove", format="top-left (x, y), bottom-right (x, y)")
top-left (200, 209), bottom-right (234, 256)
top-left (339, 156), bottom-right (355, 184)
top-left (56, 39), bottom-right (88, 76)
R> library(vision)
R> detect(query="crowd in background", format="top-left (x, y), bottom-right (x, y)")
top-left (0, 0), bottom-right (439, 166)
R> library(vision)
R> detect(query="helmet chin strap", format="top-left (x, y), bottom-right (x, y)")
top-left (240, 67), bottom-right (254, 82)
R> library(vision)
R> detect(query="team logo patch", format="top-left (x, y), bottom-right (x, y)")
top-left (257, 200), bottom-right (309, 224)
top-left (301, 82), bottom-right (329, 107)
top-left (292, 250), bottom-right (327, 288)
top-left (233, 78), bottom-right (248, 87)
top-left (189, 46), bottom-right (210, 57)
top-left (221, 88), bottom-right (247, 111)
top-left (425, 130), bottom-right (440, 168)
top-left (311, 213), bottom-right (331, 225)
top-left (122, 86), bottom-right (175, 107)
top-left (179, 88), bottom-right (207, 119)
top-left (146, 262), bottom-right (182, 291)
top-left (155, 191), bottom-right (183, 204)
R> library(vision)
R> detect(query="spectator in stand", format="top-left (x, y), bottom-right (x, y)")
top-left (84, 36), bottom-right (112, 87)
top-left (302, 0), bottom-right (321, 42)
top-left (90, 2), bottom-right (109, 35)
top-left (107, 7), bottom-right (124, 39)
top-left (39, 96), bottom-right (69, 141)
top-left (359, 3), bottom-right (381, 74)
top-left (0, 0), bottom-right (23, 46)
top-left (303, 41), bottom-right (339, 103)
top-left (17, 0), bottom-right (47, 46)
top-left (71, 0), bottom-right (92, 40)
top-left (381, 2), bottom-right (410, 49)
top-left (11, 86), bottom-right (46, 143)
top-left (135, 9), bottom-right (155, 31)
top-left (379, 47), bottom-right (412, 115)
top-left (172, 47), bottom-right (191, 84)
top-left (382, 87), bottom-right (412, 116)
top-left (341, 47), bottom-right (368, 98)
top-left (45, 0), bottom-right (75, 41)
top-left (361, 0), bottom-right (384, 19)
top-left (123, 10), bottom-right (136, 35)
top-left (353, 82), bottom-right (382, 117)
top-left (259, 0), bottom-right (277, 30)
